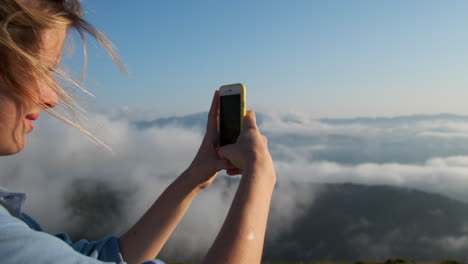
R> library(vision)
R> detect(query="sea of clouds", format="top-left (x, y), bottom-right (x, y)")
top-left (3, 110), bottom-right (468, 259)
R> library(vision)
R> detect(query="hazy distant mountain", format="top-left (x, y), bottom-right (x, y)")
top-left (133, 112), bottom-right (267, 131)
top-left (264, 183), bottom-right (468, 261)
top-left (321, 113), bottom-right (468, 126)
top-left (134, 112), bottom-right (468, 130)
top-left (134, 112), bottom-right (208, 130)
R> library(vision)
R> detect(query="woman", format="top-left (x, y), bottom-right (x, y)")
top-left (0, 1), bottom-right (276, 264)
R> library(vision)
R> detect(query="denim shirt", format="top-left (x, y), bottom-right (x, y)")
top-left (0, 187), bottom-right (165, 264)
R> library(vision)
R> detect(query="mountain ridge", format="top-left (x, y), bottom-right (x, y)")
top-left (64, 180), bottom-right (468, 261)
top-left (264, 183), bottom-right (468, 261)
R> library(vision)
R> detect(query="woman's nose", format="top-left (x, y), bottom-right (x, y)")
top-left (39, 84), bottom-right (59, 109)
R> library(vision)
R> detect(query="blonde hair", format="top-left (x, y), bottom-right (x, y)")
top-left (0, 0), bottom-right (126, 149)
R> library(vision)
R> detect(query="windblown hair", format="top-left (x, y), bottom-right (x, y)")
top-left (0, 0), bottom-right (126, 148)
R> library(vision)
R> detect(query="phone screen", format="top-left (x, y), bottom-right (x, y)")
top-left (220, 94), bottom-right (241, 146)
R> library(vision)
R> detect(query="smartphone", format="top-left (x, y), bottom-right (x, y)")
top-left (219, 83), bottom-right (246, 147)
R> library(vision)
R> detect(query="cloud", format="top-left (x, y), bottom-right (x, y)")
top-left (4, 110), bottom-right (468, 259)
top-left (260, 112), bottom-right (468, 165)
top-left (437, 235), bottom-right (468, 252)
top-left (260, 111), bottom-right (376, 137)
top-left (348, 231), bottom-right (395, 259)
top-left (0, 112), bottom-right (319, 261)
top-left (1, 114), bottom-right (206, 251)
top-left (275, 157), bottom-right (468, 202)
top-left (418, 131), bottom-right (468, 138)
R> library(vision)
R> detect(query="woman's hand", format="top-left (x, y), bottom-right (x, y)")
top-left (121, 94), bottom-right (232, 262)
top-left (187, 90), bottom-right (235, 189)
top-left (202, 111), bottom-right (275, 264)
top-left (218, 110), bottom-right (275, 181)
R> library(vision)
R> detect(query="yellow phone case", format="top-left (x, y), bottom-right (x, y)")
top-left (219, 83), bottom-right (246, 129)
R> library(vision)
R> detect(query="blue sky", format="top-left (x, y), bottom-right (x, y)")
top-left (64, 0), bottom-right (468, 118)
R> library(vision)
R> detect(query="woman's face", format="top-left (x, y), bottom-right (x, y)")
top-left (0, 28), bottom-right (66, 156)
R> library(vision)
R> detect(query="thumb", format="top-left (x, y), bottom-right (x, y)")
top-left (241, 110), bottom-right (258, 132)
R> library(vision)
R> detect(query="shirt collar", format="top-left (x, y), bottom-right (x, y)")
top-left (0, 187), bottom-right (27, 216)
